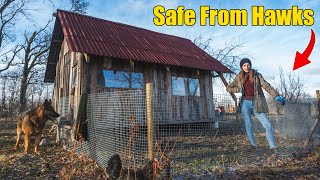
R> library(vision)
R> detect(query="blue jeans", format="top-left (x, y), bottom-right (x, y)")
top-left (241, 100), bottom-right (276, 148)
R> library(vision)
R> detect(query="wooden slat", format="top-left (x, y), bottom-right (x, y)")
top-left (204, 71), bottom-right (214, 119)
top-left (158, 68), bottom-right (165, 90)
top-left (78, 53), bottom-right (91, 95)
top-left (199, 72), bottom-right (208, 117)
top-left (183, 77), bottom-right (189, 120)
top-left (198, 98), bottom-right (203, 119)
top-left (90, 61), bottom-right (97, 93)
top-left (76, 53), bottom-right (82, 97)
top-left (164, 69), bottom-right (172, 122)
top-left (208, 72), bottom-right (214, 119)
top-left (175, 96), bottom-right (180, 121)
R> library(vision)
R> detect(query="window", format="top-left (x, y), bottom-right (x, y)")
top-left (172, 77), bottom-right (186, 96)
top-left (97, 70), bottom-right (143, 89)
top-left (189, 78), bottom-right (200, 96)
top-left (172, 76), bottom-right (200, 96)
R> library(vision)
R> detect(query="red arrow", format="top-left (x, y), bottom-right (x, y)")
top-left (293, 29), bottom-right (315, 71)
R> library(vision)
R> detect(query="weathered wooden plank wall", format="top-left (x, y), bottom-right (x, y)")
top-left (55, 53), bottom-right (215, 124)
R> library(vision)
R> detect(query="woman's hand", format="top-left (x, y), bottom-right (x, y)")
top-left (275, 95), bottom-right (286, 105)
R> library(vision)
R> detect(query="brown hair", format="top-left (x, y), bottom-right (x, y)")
top-left (239, 69), bottom-right (254, 84)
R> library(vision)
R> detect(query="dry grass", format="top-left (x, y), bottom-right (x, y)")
top-left (0, 118), bottom-right (106, 179)
top-left (0, 117), bottom-right (319, 179)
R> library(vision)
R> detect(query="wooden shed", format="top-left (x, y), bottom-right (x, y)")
top-left (44, 10), bottom-right (232, 124)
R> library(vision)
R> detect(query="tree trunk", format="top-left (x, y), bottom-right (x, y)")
top-left (1, 77), bottom-right (6, 109)
top-left (19, 75), bottom-right (28, 112)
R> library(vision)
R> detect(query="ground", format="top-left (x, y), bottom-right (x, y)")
top-left (0, 118), bottom-right (105, 179)
top-left (0, 117), bottom-right (319, 179)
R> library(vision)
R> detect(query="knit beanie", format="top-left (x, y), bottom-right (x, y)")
top-left (240, 58), bottom-right (252, 68)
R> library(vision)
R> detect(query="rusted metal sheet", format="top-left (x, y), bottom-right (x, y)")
top-left (45, 9), bottom-right (232, 82)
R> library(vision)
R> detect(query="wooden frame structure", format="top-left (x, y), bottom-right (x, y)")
top-left (45, 10), bottom-right (233, 126)
top-left (52, 39), bottom-right (216, 124)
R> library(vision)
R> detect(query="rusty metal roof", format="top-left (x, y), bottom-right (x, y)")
top-left (44, 9), bottom-right (232, 82)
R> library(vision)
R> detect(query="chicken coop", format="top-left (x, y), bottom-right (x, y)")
top-left (43, 9), bottom-right (319, 178)
top-left (44, 9), bottom-right (235, 172)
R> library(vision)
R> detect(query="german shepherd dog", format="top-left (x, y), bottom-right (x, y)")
top-left (14, 99), bottom-right (60, 154)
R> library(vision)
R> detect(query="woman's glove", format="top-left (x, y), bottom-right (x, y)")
top-left (275, 95), bottom-right (286, 106)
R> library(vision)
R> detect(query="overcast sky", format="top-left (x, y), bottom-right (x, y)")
top-left (20, 0), bottom-right (320, 97)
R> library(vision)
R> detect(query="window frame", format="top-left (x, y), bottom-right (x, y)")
top-left (171, 76), bottom-right (200, 97)
top-left (97, 69), bottom-right (144, 89)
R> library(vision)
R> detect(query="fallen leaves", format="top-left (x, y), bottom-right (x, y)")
top-left (1, 117), bottom-right (320, 179)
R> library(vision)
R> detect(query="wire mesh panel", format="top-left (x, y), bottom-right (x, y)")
top-left (56, 96), bottom-right (70, 146)
top-left (86, 90), bottom-right (149, 170)
top-left (56, 96), bottom-right (80, 149)
top-left (59, 89), bottom-right (318, 179)
top-left (57, 96), bottom-right (69, 117)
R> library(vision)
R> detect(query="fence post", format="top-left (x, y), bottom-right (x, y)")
top-left (146, 83), bottom-right (154, 160)
top-left (304, 90), bottom-right (320, 148)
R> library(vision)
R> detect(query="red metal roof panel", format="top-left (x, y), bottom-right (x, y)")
top-left (46, 9), bottom-right (232, 82)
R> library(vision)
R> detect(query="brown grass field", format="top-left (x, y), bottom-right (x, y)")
top-left (0, 117), bottom-right (319, 179)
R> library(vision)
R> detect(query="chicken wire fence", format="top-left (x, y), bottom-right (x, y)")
top-left (56, 96), bottom-right (80, 148)
top-left (56, 89), bottom-right (319, 178)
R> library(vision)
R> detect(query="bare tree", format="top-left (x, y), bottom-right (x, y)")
top-left (271, 67), bottom-right (309, 102)
top-left (26, 66), bottom-right (45, 108)
top-left (0, 0), bottom-right (28, 73)
top-left (35, 81), bottom-right (45, 104)
top-left (18, 21), bottom-right (51, 112)
top-left (70, 0), bottom-right (90, 14)
top-left (1, 69), bottom-right (21, 117)
top-left (193, 34), bottom-right (246, 81)
top-left (1, 76), bottom-right (6, 107)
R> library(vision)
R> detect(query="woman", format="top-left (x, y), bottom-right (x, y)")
top-left (226, 58), bottom-right (285, 150)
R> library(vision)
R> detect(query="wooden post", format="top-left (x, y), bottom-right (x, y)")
top-left (304, 90), bottom-right (320, 148)
top-left (146, 83), bottom-right (154, 160)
